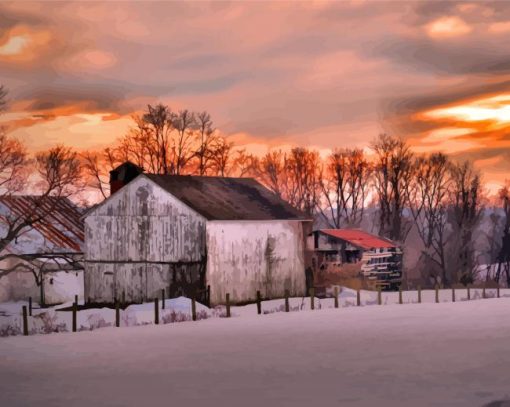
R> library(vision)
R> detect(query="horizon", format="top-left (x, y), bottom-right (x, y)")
top-left (1, 1), bottom-right (510, 192)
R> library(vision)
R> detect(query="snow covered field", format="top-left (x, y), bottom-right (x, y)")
top-left (1, 296), bottom-right (510, 406)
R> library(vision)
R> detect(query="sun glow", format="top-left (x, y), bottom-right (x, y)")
top-left (423, 94), bottom-right (510, 125)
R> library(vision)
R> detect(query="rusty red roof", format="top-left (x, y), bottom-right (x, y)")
top-left (0, 196), bottom-right (84, 252)
top-left (319, 229), bottom-right (397, 250)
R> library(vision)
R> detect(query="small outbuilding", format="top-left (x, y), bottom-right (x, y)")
top-left (0, 196), bottom-right (84, 305)
top-left (307, 229), bottom-right (402, 291)
top-left (84, 165), bottom-right (311, 305)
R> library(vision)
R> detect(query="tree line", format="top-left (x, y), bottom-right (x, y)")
top-left (0, 95), bottom-right (509, 289)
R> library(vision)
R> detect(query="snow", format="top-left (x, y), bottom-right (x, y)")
top-left (1, 297), bottom-right (510, 406)
top-left (1, 287), bottom-right (507, 336)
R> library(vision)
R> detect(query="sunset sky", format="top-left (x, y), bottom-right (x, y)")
top-left (1, 1), bottom-right (510, 188)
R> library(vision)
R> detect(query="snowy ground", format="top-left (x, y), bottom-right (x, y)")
top-left (1, 287), bottom-right (508, 337)
top-left (1, 298), bottom-right (510, 406)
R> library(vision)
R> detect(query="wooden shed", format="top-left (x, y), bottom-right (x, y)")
top-left (84, 168), bottom-right (311, 305)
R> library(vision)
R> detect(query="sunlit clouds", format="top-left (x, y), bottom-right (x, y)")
top-left (2, 1), bottom-right (510, 186)
top-left (426, 16), bottom-right (472, 38)
top-left (0, 25), bottom-right (52, 62)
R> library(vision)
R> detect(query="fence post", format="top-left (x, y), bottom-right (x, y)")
top-left (417, 286), bottom-right (422, 304)
top-left (22, 305), bottom-right (28, 336)
top-left (75, 294), bottom-right (78, 307)
top-left (398, 286), bottom-right (403, 305)
top-left (357, 289), bottom-right (361, 306)
top-left (256, 290), bottom-right (262, 315)
top-left (483, 285), bottom-right (486, 299)
top-left (192, 296), bottom-right (197, 321)
top-left (207, 285), bottom-right (211, 308)
top-left (284, 289), bottom-right (290, 312)
top-left (72, 301), bottom-right (77, 332)
top-left (467, 286), bottom-right (471, 300)
top-left (435, 285), bottom-right (439, 303)
top-left (115, 300), bottom-right (120, 328)
top-left (310, 288), bottom-right (315, 310)
top-left (497, 284), bottom-right (500, 298)
top-left (28, 297), bottom-right (32, 316)
top-left (154, 298), bottom-right (159, 325)
top-left (377, 287), bottom-right (382, 305)
top-left (161, 289), bottom-right (165, 310)
top-left (452, 287), bottom-right (455, 303)
top-left (122, 291), bottom-right (126, 306)
top-left (226, 293), bottom-right (231, 318)
top-left (334, 286), bottom-right (339, 309)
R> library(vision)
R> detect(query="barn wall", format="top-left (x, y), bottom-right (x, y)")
top-left (84, 176), bottom-right (207, 303)
top-left (206, 220), bottom-right (307, 304)
top-left (0, 257), bottom-right (83, 305)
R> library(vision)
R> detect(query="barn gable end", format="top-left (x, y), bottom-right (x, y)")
top-left (84, 175), bottom-right (208, 303)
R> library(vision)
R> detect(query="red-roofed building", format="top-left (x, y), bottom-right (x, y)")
top-left (307, 229), bottom-right (402, 291)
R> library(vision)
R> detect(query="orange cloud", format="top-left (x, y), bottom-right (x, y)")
top-left (425, 16), bottom-right (472, 39)
top-left (0, 25), bottom-right (52, 63)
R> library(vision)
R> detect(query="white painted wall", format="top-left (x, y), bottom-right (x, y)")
top-left (84, 176), bottom-right (207, 303)
top-left (206, 220), bottom-right (306, 304)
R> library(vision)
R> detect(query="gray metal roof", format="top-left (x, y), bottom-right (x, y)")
top-left (144, 174), bottom-right (308, 221)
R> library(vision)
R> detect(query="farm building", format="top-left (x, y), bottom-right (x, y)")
top-left (84, 164), bottom-right (311, 305)
top-left (307, 229), bottom-right (402, 291)
top-left (0, 196), bottom-right (84, 305)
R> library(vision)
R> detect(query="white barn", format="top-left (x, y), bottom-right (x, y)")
top-left (84, 165), bottom-right (311, 305)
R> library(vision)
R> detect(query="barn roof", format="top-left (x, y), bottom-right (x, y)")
top-left (0, 196), bottom-right (84, 253)
top-left (319, 229), bottom-right (397, 250)
top-left (144, 174), bottom-right (309, 221)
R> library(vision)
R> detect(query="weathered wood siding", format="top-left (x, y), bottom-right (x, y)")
top-left (84, 176), bottom-right (207, 303)
top-left (206, 220), bottom-right (307, 304)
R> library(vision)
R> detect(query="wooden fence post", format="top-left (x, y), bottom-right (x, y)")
top-left (398, 286), bottom-right (403, 305)
top-left (207, 285), bottom-right (211, 308)
top-left (154, 298), bottom-right (159, 325)
top-left (417, 286), bottom-right (422, 304)
top-left (310, 288), bottom-right (315, 310)
top-left (226, 293), bottom-right (231, 318)
top-left (72, 301), bottom-right (77, 332)
top-left (357, 289), bottom-right (361, 306)
top-left (227, 293), bottom-right (230, 318)
top-left (74, 294), bottom-right (78, 306)
top-left (334, 286), bottom-right (339, 309)
top-left (284, 289), bottom-right (289, 312)
top-left (28, 297), bottom-right (32, 316)
top-left (22, 305), bottom-right (28, 336)
top-left (122, 291), bottom-right (126, 306)
top-left (483, 285), bottom-right (486, 299)
top-left (256, 290), bottom-right (262, 315)
top-left (115, 301), bottom-right (120, 328)
top-left (161, 289), bottom-right (165, 310)
top-left (377, 287), bottom-right (382, 305)
top-left (192, 296), bottom-right (197, 321)
top-left (467, 286), bottom-right (471, 300)
top-left (497, 284), bottom-right (500, 298)
top-left (435, 285), bottom-right (439, 303)
top-left (452, 287), bottom-right (455, 303)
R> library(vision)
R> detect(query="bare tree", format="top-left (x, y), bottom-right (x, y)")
top-left (81, 148), bottom-right (119, 199)
top-left (195, 111), bottom-right (217, 175)
top-left (259, 150), bottom-right (285, 197)
top-left (210, 137), bottom-right (234, 177)
top-left (447, 160), bottom-right (483, 285)
top-left (318, 148), bottom-right (371, 228)
top-left (491, 183), bottom-right (510, 286)
top-left (0, 85), bottom-right (7, 112)
top-left (232, 149), bottom-right (260, 178)
top-left (172, 110), bottom-right (197, 175)
top-left (371, 134), bottom-right (414, 243)
top-left (406, 153), bottom-right (451, 286)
